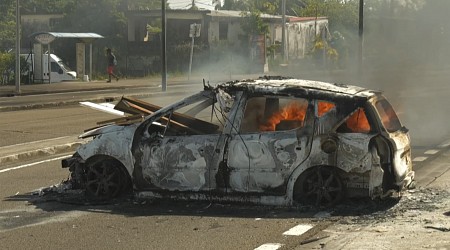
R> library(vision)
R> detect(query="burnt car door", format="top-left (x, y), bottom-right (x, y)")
top-left (333, 104), bottom-right (377, 192)
top-left (370, 96), bottom-right (413, 190)
top-left (131, 90), bottom-right (232, 192)
top-left (225, 94), bottom-right (314, 194)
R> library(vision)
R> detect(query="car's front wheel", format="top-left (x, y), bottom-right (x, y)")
top-left (85, 158), bottom-right (130, 199)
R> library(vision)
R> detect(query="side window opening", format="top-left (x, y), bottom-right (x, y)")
top-left (337, 108), bottom-right (371, 133)
top-left (240, 96), bottom-right (309, 133)
top-left (50, 62), bottom-right (60, 73)
top-left (316, 100), bottom-right (337, 134)
top-left (148, 94), bottom-right (234, 137)
top-left (318, 101), bottom-right (336, 117)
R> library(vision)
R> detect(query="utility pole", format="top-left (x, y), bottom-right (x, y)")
top-left (358, 0), bottom-right (364, 77)
top-left (281, 0), bottom-right (286, 62)
top-left (161, 0), bottom-right (167, 91)
top-left (15, 0), bottom-right (21, 94)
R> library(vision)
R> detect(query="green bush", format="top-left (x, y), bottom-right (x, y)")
top-left (0, 52), bottom-right (14, 84)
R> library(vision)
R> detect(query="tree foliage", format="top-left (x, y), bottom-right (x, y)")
top-left (0, 0), bottom-right (16, 51)
top-left (298, 0), bottom-right (358, 31)
top-left (240, 11), bottom-right (269, 35)
top-left (216, 0), bottom-right (304, 15)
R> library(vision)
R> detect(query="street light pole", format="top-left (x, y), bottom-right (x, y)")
top-left (161, 0), bottom-right (167, 92)
top-left (358, 0), bottom-right (364, 77)
top-left (15, 0), bottom-right (21, 94)
top-left (281, 0), bottom-right (286, 62)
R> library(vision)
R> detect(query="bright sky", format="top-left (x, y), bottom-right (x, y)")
top-left (168, 0), bottom-right (216, 10)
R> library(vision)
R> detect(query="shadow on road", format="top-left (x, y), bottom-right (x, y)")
top-left (3, 191), bottom-right (400, 220)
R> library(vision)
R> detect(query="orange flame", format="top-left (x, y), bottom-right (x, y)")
top-left (318, 101), bottom-right (335, 117)
top-left (346, 108), bottom-right (371, 133)
top-left (259, 101), bottom-right (308, 131)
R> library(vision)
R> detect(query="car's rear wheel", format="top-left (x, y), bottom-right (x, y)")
top-left (295, 166), bottom-right (344, 207)
top-left (85, 159), bottom-right (129, 199)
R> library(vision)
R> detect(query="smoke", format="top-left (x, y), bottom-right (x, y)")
top-left (267, 0), bottom-right (450, 147)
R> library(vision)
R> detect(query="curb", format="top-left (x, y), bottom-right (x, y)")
top-left (0, 141), bottom-right (83, 166)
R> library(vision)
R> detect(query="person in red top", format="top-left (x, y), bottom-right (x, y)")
top-left (106, 48), bottom-right (119, 82)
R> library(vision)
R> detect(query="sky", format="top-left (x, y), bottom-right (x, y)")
top-left (168, 0), bottom-right (216, 10)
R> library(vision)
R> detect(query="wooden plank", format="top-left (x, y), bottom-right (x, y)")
top-left (97, 114), bottom-right (143, 125)
top-left (116, 96), bottom-right (219, 133)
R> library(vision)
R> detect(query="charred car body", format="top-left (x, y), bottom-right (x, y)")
top-left (62, 77), bottom-right (414, 206)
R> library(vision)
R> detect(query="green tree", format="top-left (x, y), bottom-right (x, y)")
top-left (0, 0), bottom-right (16, 51)
top-left (298, 0), bottom-right (358, 31)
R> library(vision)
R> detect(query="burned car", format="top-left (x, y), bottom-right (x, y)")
top-left (62, 77), bottom-right (414, 206)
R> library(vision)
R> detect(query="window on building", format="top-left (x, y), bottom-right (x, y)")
top-left (219, 22), bottom-right (228, 40)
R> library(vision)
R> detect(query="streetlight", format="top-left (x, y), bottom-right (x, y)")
top-left (358, 0), bottom-right (364, 76)
top-left (161, 0), bottom-right (167, 91)
top-left (15, 0), bottom-right (21, 94)
top-left (281, 0), bottom-right (286, 61)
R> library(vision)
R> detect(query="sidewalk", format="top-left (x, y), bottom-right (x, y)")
top-left (0, 76), bottom-right (193, 97)
top-left (0, 73), bottom-right (261, 98)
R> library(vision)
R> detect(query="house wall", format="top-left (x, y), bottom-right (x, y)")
top-left (274, 19), bottom-right (328, 60)
top-left (208, 17), bottom-right (242, 49)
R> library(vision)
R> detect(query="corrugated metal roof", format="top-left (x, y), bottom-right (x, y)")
top-left (208, 10), bottom-right (282, 19)
top-left (31, 32), bottom-right (104, 39)
top-left (288, 17), bottom-right (328, 22)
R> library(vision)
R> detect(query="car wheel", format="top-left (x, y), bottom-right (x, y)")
top-left (85, 159), bottom-right (128, 199)
top-left (296, 166), bottom-right (344, 207)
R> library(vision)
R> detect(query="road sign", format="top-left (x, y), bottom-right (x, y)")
top-left (189, 23), bottom-right (201, 38)
top-left (35, 33), bottom-right (56, 45)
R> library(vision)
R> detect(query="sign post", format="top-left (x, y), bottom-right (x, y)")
top-left (35, 33), bottom-right (56, 84)
top-left (15, 0), bottom-right (20, 94)
top-left (188, 23), bottom-right (201, 80)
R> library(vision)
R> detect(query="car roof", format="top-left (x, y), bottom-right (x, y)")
top-left (218, 77), bottom-right (379, 101)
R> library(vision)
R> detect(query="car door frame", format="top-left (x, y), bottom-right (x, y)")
top-left (223, 92), bottom-right (315, 194)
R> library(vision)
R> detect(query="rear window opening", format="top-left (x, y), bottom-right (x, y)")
top-left (337, 108), bottom-right (371, 133)
top-left (375, 99), bottom-right (402, 133)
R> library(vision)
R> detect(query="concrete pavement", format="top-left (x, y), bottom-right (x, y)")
top-left (0, 77), bottom-right (191, 97)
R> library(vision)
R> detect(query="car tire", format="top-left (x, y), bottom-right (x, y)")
top-left (295, 166), bottom-right (344, 207)
top-left (85, 158), bottom-right (130, 199)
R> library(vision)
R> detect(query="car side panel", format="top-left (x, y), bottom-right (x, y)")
top-left (140, 135), bottom-right (220, 191)
top-left (227, 131), bottom-right (310, 193)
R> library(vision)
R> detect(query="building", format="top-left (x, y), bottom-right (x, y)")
top-left (126, 9), bottom-right (329, 76)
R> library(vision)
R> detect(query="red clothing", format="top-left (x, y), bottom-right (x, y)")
top-left (107, 66), bottom-right (114, 74)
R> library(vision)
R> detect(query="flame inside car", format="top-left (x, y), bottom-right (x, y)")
top-left (260, 100), bottom-right (307, 131)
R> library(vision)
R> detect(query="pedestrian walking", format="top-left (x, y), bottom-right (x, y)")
top-left (106, 48), bottom-right (119, 82)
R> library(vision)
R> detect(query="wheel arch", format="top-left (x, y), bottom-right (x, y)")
top-left (86, 154), bottom-right (132, 178)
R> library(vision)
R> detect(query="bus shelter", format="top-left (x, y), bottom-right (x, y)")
top-left (30, 32), bottom-right (103, 83)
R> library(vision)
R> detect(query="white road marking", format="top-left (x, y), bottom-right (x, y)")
top-left (438, 139), bottom-right (450, 148)
top-left (282, 224), bottom-right (313, 236)
top-left (424, 149), bottom-right (439, 155)
top-left (0, 155), bottom-right (71, 174)
top-left (0, 136), bottom-right (72, 150)
top-left (413, 156), bottom-right (428, 162)
top-left (254, 243), bottom-right (283, 250)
